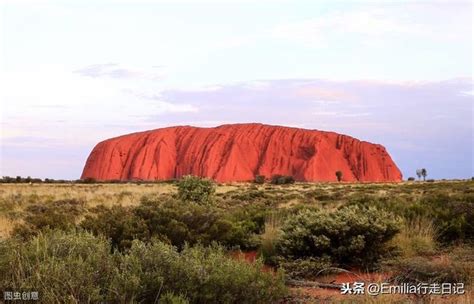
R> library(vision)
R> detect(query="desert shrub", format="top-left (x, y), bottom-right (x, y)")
top-left (407, 177), bottom-right (415, 181)
top-left (390, 256), bottom-right (471, 285)
top-left (349, 192), bottom-right (474, 244)
top-left (177, 175), bottom-right (215, 205)
top-left (270, 175), bottom-right (295, 185)
top-left (254, 175), bottom-right (265, 184)
top-left (82, 198), bottom-right (261, 251)
top-left (81, 205), bottom-right (151, 251)
top-left (426, 179), bottom-right (435, 182)
top-left (110, 240), bottom-right (287, 304)
top-left (136, 199), bottom-right (258, 249)
top-left (0, 230), bottom-right (286, 304)
top-left (13, 199), bottom-right (85, 239)
top-left (0, 230), bottom-right (116, 303)
top-left (406, 193), bottom-right (474, 243)
top-left (305, 189), bottom-right (336, 201)
top-left (275, 257), bottom-right (332, 280)
top-left (229, 189), bottom-right (268, 202)
top-left (159, 292), bottom-right (190, 304)
top-left (276, 205), bottom-right (401, 267)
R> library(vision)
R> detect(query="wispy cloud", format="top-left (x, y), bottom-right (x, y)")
top-left (124, 89), bottom-right (199, 113)
top-left (73, 63), bottom-right (163, 80)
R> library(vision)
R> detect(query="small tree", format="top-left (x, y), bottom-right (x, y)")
top-left (421, 168), bottom-right (427, 181)
top-left (177, 175), bottom-right (215, 205)
top-left (416, 169), bottom-right (422, 180)
top-left (335, 171), bottom-right (343, 182)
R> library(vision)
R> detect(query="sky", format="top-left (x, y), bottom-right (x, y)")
top-left (0, 0), bottom-right (473, 180)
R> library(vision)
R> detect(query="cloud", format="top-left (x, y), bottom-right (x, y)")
top-left (296, 87), bottom-right (354, 101)
top-left (124, 90), bottom-right (199, 113)
top-left (73, 63), bottom-right (163, 80)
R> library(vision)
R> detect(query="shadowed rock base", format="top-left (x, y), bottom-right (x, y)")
top-left (81, 123), bottom-right (402, 182)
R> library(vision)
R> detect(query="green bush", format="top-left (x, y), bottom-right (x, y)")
top-left (177, 175), bottom-right (216, 205)
top-left (159, 292), bottom-right (190, 304)
top-left (405, 193), bottom-right (473, 243)
top-left (13, 199), bottom-right (85, 239)
top-left (0, 230), bottom-right (116, 303)
top-left (0, 230), bottom-right (287, 304)
top-left (276, 205), bottom-right (401, 267)
top-left (82, 199), bottom-right (260, 250)
top-left (81, 205), bottom-right (151, 251)
top-left (349, 192), bottom-right (474, 244)
top-left (275, 256), bottom-right (332, 280)
top-left (254, 175), bottom-right (265, 184)
top-left (135, 199), bottom-right (258, 249)
top-left (112, 241), bottom-right (287, 303)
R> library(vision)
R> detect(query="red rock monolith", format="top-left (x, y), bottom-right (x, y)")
top-left (81, 123), bottom-right (402, 182)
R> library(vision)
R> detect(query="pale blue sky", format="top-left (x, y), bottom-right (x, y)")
top-left (1, 0), bottom-right (473, 179)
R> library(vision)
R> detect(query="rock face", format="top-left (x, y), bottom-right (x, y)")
top-left (81, 123), bottom-right (402, 182)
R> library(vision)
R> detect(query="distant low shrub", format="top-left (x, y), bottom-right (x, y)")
top-left (349, 192), bottom-right (474, 244)
top-left (229, 189), bottom-right (268, 202)
top-left (177, 175), bottom-right (216, 205)
top-left (80, 177), bottom-right (97, 184)
top-left (254, 175), bottom-right (266, 184)
top-left (0, 176), bottom-right (43, 183)
top-left (13, 199), bottom-right (85, 239)
top-left (426, 179), bottom-right (435, 182)
top-left (276, 205), bottom-right (401, 267)
top-left (270, 175), bottom-right (295, 185)
top-left (407, 177), bottom-right (415, 181)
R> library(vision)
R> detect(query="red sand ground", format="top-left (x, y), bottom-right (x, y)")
top-left (82, 123), bottom-right (402, 182)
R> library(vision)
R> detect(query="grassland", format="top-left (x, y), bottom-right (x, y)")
top-left (0, 180), bottom-right (472, 303)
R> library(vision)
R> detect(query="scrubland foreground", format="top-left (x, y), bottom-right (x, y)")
top-left (0, 179), bottom-right (472, 303)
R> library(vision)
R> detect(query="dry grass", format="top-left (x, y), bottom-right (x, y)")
top-left (390, 217), bottom-right (437, 258)
top-left (260, 213), bottom-right (283, 260)
top-left (0, 183), bottom-right (175, 207)
top-left (0, 216), bottom-right (17, 238)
